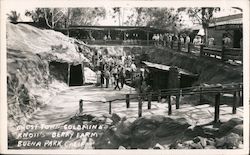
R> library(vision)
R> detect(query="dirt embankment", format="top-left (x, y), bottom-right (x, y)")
top-left (143, 47), bottom-right (243, 85)
top-left (87, 45), bottom-right (242, 85)
top-left (7, 23), bottom-right (94, 136)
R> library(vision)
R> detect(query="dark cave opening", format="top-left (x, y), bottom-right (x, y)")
top-left (69, 64), bottom-right (83, 86)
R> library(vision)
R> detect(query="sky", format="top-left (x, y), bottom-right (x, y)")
top-left (5, 6), bottom-right (242, 28)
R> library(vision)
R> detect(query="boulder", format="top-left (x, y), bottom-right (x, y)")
top-left (204, 145), bottom-right (216, 149)
top-left (111, 113), bottom-right (121, 124)
top-left (231, 124), bottom-right (243, 136)
top-left (153, 143), bottom-right (165, 149)
top-left (193, 136), bottom-right (207, 147)
top-left (118, 146), bottom-right (126, 149)
top-left (189, 143), bottom-right (203, 149)
top-left (105, 118), bottom-right (113, 125)
top-left (215, 133), bottom-right (241, 149)
top-left (218, 118), bottom-right (243, 137)
top-left (155, 119), bottom-right (190, 137)
top-left (130, 118), bottom-right (159, 142)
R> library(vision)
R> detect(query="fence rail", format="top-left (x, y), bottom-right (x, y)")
top-left (79, 83), bottom-right (243, 123)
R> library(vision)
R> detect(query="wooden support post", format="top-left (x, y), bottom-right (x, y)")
top-left (109, 101), bottom-right (112, 114)
top-left (178, 41), bottom-right (181, 52)
top-left (176, 91), bottom-right (180, 109)
top-left (221, 45), bottom-right (225, 61)
top-left (148, 92), bottom-right (152, 109)
top-left (126, 94), bottom-right (130, 108)
top-left (232, 91), bottom-right (238, 114)
top-left (188, 43), bottom-right (191, 53)
top-left (67, 63), bottom-right (71, 86)
top-left (146, 31), bottom-right (149, 46)
top-left (214, 93), bottom-right (221, 123)
top-left (233, 90), bottom-right (240, 114)
top-left (239, 84), bottom-right (243, 106)
top-left (200, 44), bottom-right (204, 57)
top-left (138, 96), bottom-right (142, 117)
top-left (79, 99), bottom-right (83, 114)
top-left (199, 87), bottom-right (203, 104)
top-left (168, 95), bottom-right (172, 115)
top-left (158, 90), bottom-right (161, 103)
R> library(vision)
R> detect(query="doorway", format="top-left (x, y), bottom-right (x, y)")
top-left (69, 64), bottom-right (83, 86)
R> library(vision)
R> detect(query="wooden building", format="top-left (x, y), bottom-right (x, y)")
top-left (142, 61), bottom-right (198, 91)
top-left (207, 13), bottom-right (242, 48)
top-left (56, 25), bottom-right (170, 45)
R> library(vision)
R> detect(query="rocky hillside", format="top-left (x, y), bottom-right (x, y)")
top-left (7, 23), bottom-right (94, 136)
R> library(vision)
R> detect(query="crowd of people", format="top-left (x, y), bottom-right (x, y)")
top-left (152, 33), bottom-right (192, 47)
top-left (93, 51), bottom-right (137, 90)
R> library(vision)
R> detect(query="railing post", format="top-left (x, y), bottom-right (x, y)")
top-left (158, 90), bottom-right (161, 103)
top-left (138, 96), bottom-right (142, 117)
top-left (199, 86), bottom-right (203, 104)
top-left (188, 43), bottom-right (191, 53)
top-left (148, 92), bottom-right (152, 109)
top-left (239, 84), bottom-right (243, 106)
top-left (200, 44), bottom-right (204, 57)
top-left (126, 94), bottom-right (130, 108)
top-left (176, 90), bottom-right (180, 109)
top-left (168, 95), bottom-right (172, 115)
top-left (109, 101), bottom-right (112, 114)
top-left (221, 45), bottom-right (225, 61)
top-left (214, 93), bottom-right (221, 123)
top-left (178, 41), bottom-right (181, 52)
top-left (79, 99), bottom-right (83, 114)
top-left (232, 91), bottom-right (238, 114)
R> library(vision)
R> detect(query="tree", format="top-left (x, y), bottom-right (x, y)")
top-left (123, 7), bottom-right (183, 32)
top-left (25, 7), bottom-right (106, 29)
top-left (7, 11), bottom-right (20, 23)
top-left (25, 8), bottom-right (68, 28)
top-left (178, 7), bottom-right (220, 42)
top-left (69, 7), bottom-right (106, 26)
top-left (112, 7), bottom-right (122, 26)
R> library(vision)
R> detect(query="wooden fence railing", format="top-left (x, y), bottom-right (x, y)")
top-left (79, 83), bottom-right (243, 123)
top-left (168, 41), bottom-right (243, 63)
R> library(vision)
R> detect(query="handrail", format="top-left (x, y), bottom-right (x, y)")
top-left (78, 82), bottom-right (243, 122)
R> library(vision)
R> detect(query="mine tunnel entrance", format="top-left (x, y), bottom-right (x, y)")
top-left (69, 64), bottom-right (84, 86)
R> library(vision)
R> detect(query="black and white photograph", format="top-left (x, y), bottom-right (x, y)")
top-left (0, 0), bottom-right (249, 154)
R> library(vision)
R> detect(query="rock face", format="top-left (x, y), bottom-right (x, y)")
top-left (94, 115), bottom-right (191, 149)
top-left (7, 23), bottom-right (94, 137)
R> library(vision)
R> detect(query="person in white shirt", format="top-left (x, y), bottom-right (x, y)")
top-left (185, 36), bottom-right (190, 44)
top-left (208, 37), bottom-right (214, 47)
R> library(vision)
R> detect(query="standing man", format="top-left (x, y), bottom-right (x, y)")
top-left (119, 67), bottom-right (125, 89)
top-left (114, 66), bottom-right (121, 90)
top-left (104, 68), bottom-right (110, 88)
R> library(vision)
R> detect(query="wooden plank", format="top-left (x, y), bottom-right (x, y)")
top-left (203, 50), bottom-right (222, 56)
top-left (224, 55), bottom-right (243, 61)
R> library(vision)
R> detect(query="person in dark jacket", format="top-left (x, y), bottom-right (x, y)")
top-left (119, 67), bottom-right (125, 89)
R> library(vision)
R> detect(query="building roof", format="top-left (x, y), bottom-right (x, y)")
top-left (142, 61), bottom-right (197, 76)
top-left (61, 25), bottom-right (172, 33)
top-left (209, 13), bottom-right (242, 28)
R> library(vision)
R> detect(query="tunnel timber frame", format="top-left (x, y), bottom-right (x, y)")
top-left (48, 61), bottom-right (85, 86)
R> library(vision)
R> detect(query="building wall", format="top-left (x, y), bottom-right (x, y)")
top-left (207, 28), bottom-right (234, 47)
